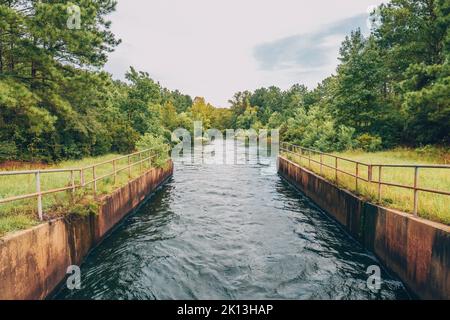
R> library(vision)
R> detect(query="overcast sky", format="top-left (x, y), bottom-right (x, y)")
top-left (105, 0), bottom-right (385, 107)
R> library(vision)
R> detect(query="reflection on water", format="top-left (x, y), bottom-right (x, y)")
top-left (54, 142), bottom-right (409, 300)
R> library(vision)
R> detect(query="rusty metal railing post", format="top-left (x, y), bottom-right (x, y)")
top-left (80, 168), bottom-right (84, 187)
top-left (93, 166), bottom-right (97, 195)
top-left (301, 147), bottom-right (304, 165)
top-left (113, 160), bottom-right (117, 185)
top-left (35, 171), bottom-right (43, 221)
top-left (128, 155), bottom-right (131, 178)
top-left (148, 151), bottom-right (152, 168)
top-left (355, 163), bottom-right (359, 192)
top-left (308, 150), bottom-right (311, 168)
top-left (335, 157), bottom-right (338, 183)
top-left (320, 154), bottom-right (323, 175)
top-left (413, 167), bottom-right (419, 216)
top-left (70, 170), bottom-right (75, 195)
top-left (378, 166), bottom-right (382, 202)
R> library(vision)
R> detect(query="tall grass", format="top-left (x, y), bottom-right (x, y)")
top-left (0, 153), bottom-right (162, 236)
top-left (283, 148), bottom-right (450, 225)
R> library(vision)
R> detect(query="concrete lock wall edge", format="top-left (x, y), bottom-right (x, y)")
top-left (277, 156), bottom-right (450, 300)
top-left (0, 161), bottom-right (174, 300)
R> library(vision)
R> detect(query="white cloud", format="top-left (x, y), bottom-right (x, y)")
top-left (105, 0), bottom-right (385, 106)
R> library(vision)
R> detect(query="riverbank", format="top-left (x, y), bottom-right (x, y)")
top-left (0, 161), bottom-right (173, 300)
top-left (278, 156), bottom-right (450, 300)
top-left (282, 147), bottom-right (450, 225)
top-left (0, 152), bottom-right (168, 236)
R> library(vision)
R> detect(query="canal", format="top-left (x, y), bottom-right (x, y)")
top-left (55, 143), bottom-right (409, 300)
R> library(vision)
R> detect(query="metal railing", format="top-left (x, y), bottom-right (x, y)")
top-left (280, 142), bottom-right (450, 216)
top-left (0, 148), bottom-right (162, 221)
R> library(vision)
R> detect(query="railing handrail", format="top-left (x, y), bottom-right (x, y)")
top-left (0, 148), bottom-right (157, 176)
top-left (281, 142), bottom-right (450, 169)
top-left (282, 142), bottom-right (372, 166)
top-left (369, 163), bottom-right (450, 169)
top-left (280, 142), bottom-right (450, 217)
top-left (0, 147), bottom-right (168, 220)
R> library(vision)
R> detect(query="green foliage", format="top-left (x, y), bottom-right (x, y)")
top-left (373, 0), bottom-right (450, 145)
top-left (401, 63), bottom-right (450, 144)
top-left (356, 134), bottom-right (383, 152)
top-left (334, 32), bottom-right (393, 137)
top-left (110, 123), bottom-right (139, 154)
top-left (0, 1), bottom-right (121, 162)
top-left (176, 112), bottom-right (194, 132)
top-left (414, 144), bottom-right (450, 161)
top-left (0, 214), bottom-right (37, 237)
top-left (227, 0), bottom-right (449, 150)
top-left (236, 106), bottom-right (258, 130)
top-left (188, 97), bottom-right (215, 129)
top-left (283, 106), bottom-right (356, 152)
top-left (160, 101), bottom-right (179, 131)
top-left (0, 141), bottom-right (17, 161)
top-left (119, 67), bottom-right (162, 135)
top-left (1, 0), bottom-right (448, 165)
top-left (0, 3), bottom-right (197, 164)
top-left (210, 108), bottom-right (233, 131)
top-left (228, 91), bottom-right (253, 126)
top-left (162, 88), bottom-right (193, 113)
top-left (0, 1), bottom-right (197, 164)
top-left (69, 201), bottom-right (99, 217)
top-left (136, 134), bottom-right (170, 168)
top-left (267, 112), bottom-right (284, 129)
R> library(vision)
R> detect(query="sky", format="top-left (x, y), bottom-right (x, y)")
top-left (105, 0), bottom-right (385, 107)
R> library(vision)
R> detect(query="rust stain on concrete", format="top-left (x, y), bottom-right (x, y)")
top-left (278, 156), bottom-right (450, 300)
top-left (0, 161), bottom-right (173, 300)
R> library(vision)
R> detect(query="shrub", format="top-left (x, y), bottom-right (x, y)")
top-left (335, 126), bottom-right (357, 151)
top-left (356, 134), bottom-right (383, 152)
top-left (69, 202), bottom-right (99, 217)
top-left (283, 105), bottom-right (357, 152)
top-left (111, 124), bottom-right (140, 154)
top-left (0, 141), bottom-right (17, 162)
top-left (136, 133), bottom-right (170, 167)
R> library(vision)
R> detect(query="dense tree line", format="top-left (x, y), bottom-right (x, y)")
top-left (0, 1), bottom-right (195, 162)
top-left (228, 0), bottom-right (449, 152)
top-left (1, 0), bottom-right (448, 162)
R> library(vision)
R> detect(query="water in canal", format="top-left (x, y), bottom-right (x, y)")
top-left (55, 143), bottom-right (409, 300)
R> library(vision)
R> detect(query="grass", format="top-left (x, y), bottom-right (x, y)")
top-left (0, 152), bottom-right (161, 237)
top-left (283, 148), bottom-right (450, 225)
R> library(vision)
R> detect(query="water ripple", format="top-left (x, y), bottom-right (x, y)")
top-left (54, 151), bottom-right (410, 300)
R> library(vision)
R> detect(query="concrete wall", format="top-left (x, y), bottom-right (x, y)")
top-left (278, 156), bottom-right (450, 300)
top-left (0, 161), bottom-right (173, 300)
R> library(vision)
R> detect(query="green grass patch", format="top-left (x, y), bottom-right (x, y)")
top-left (0, 214), bottom-right (38, 237)
top-left (0, 152), bottom-right (163, 236)
top-left (283, 148), bottom-right (450, 225)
